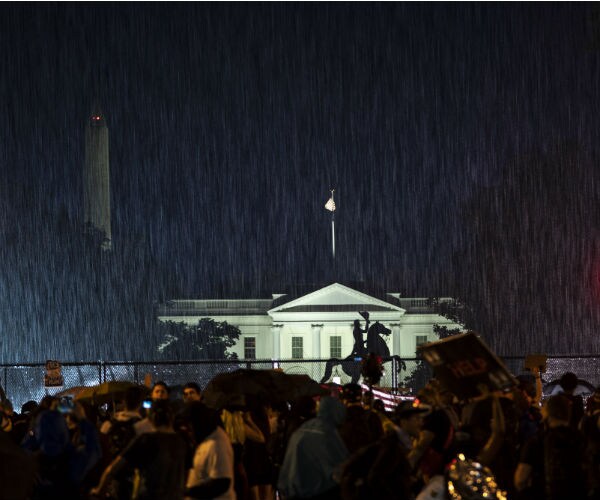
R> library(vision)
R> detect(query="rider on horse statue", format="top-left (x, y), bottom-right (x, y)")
top-left (351, 312), bottom-right (370, 358)
top-left (320, 310), bottom-right (400, 384)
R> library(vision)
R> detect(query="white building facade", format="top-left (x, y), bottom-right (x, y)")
top-left (156, 283), bottom-right (461, 366)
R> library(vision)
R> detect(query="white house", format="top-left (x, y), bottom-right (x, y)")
top-left (156, 283), bottom-right (462, 368)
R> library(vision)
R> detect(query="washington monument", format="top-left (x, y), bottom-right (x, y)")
top-left (84, 110), bottom-right (111, 250)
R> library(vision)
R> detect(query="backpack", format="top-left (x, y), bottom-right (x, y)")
top-left (107, 416), bottom-right (140, 457)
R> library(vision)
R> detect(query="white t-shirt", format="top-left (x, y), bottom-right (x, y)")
top-left (186, 426), bottom-right (236, 500)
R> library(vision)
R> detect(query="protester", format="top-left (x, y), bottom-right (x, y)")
top-left (278, 397), bottom-right (348, 500)
top-left (11, 400), bottom-right (38, 445)
top-left (243, 396), bottom-right (274, 500)
top-left (150, 380), bottom-right (171, 401)
top-left (100, 386), bottom-right (144, 443)
top-left (339, 401), bottom-right (416, 499)
top-left (338, 383), bottom-right (383, 453)
top-left (135, 381), bottom-right (171, 434)
top-left (0, 402), bottom-right (35, 500)
top-left (98, 386), bottom-right (145, 499)
top-left (461, 388), bottom-right (519, 494)
top-left (283, 395), bottom-right (317, 445)
top-left (581, 393), bottom-right (600, 498)
top-left (182, 382), bottom-right (202, 403)
top-left (22, 402), bottom-right (101, 499)
top-left (393, 400), bottom-right (428, 457)
top-left (411, 381), bottom-right (458, 485)
top-left (557, 371), bottom-right (585, 429)
top-left (184, 402), bottom-right (235, 500)
top-left (91, 399), bottom-right (187, 500)
top-left (514, 394), bottom-right (586, 500)
top-left (6, 359), bottom-right (600, 500)
top-left (220, 403), bottom-right (255, 500)
top-left (0, 399), bottom-right (14, 434)
top-left (514, 374), bottom-right (542, 446)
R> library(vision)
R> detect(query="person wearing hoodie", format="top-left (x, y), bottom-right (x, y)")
top-left (22, 403), bottom-right (101, 499)
top-left (278, 397), bottom-right (348, 500)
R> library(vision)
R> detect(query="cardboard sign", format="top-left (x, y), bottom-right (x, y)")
top-left (418, 332), bottom-right (517, 400)
top-left (44, 360), bottom-right (64, 387)
top-left (524, 354), bottom-right (547, 373)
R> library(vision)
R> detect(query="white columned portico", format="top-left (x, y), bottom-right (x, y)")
top-left (391, 324), bottom-right (401, 357)
top-left (271, 324), bottom-right (283, 360)
top-left (311, 324), bottom-right (323, 358)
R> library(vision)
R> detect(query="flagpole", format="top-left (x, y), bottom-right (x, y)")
top-left (325, 189), bottom-right (336, 259)
top-left (331, 189), bottom-right (335, 259)
top-left (332, 212), bottom-right (335, 259)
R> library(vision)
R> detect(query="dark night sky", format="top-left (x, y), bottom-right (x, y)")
top-left (2, 3), bottom-right (600, 358)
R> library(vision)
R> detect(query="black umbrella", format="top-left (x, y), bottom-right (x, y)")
top-left (202, 369), bottom-right (327, 409)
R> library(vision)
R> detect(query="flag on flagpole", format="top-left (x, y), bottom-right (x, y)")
top-left (325, 189), bottom-right (336, 258)
top-left (325, 196), bottom-right (336, 212)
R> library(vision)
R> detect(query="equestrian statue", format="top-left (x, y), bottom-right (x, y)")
top-left (320, 311), bottom-right (406, 385)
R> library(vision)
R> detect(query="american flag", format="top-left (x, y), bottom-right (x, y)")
top-left (324, 196), bottom-right (336, 212)
top-left (360, 383), bottom-right (414, 411)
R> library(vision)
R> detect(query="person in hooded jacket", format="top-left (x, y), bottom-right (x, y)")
top-left (22, 400), bottom-right (101, 500)
top-left (277, 397), bottom-right (348, 500)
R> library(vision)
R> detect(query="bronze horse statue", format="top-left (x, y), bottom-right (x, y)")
top-left (320, 321), bottom-right (404, 385)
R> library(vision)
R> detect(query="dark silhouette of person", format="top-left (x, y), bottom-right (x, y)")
top-left (351, 317), bottom-right (369, 358)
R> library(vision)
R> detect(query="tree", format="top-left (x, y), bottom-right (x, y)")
top-left (401, 299), bottom-right (465, 394)
top-left (402, 322), bottom-right (463, 394)
top-left (157, 318), bottom-right (241, 360)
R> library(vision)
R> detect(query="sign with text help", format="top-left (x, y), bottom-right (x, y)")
top-left (418, 332), bottom-right (517, 400)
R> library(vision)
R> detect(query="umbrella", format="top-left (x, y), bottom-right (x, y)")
top-left (54, 386), bottom-right (89, 399)
top-left (544, 378), bottom-right (595, 398)
top-left (275, 374), bottom-right (329, 400)
top-left (202, 369), bottom-right (327, 409)
top-left (202, 370), bottom-right (269, 409)
top-left (74, 381), bottom-right (141, 405)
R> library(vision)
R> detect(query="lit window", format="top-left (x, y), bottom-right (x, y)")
top-left (291, 337), bottom-right (303, 359)
top-left (244, 337), bottom-right (256, 359)
top-left (416, 335), bottom-right (429, 348)
top-left (330, 336), bottom-right (342, 358)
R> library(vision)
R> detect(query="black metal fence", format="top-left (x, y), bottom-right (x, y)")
top-left (2, 355), bottom-right (600, 411)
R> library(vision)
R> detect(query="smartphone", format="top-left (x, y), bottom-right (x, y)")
top-left (57, 397), bottom-right (75, 414)
top-left (142, 399), bottom-right (152, 409)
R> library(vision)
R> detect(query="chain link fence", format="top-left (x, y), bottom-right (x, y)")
top-left (2, 356), bottom-right (599, 411)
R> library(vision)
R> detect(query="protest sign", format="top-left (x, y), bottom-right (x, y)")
top-left (418, 332), bottom-right (516, 399)
top-left (44, 360), bottom-right (64, 387)
top-left (524, 354), bottom-right (547, 373)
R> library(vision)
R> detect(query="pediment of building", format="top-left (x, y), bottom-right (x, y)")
top-left (268, 282), bottom-right (405, 315)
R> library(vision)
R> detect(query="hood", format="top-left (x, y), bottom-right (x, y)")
top-left (317, 397), bottom-right (346, 426)
top-left (34, 410), bottom-right (70, 457)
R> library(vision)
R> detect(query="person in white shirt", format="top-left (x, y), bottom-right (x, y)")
top-left (184, 402), bottom-right (235, 500)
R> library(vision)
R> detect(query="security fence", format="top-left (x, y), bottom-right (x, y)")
top-left (2, 355), bottom-right (600, 411)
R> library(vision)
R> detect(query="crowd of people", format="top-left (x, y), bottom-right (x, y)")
top-left (1, 370), bottom-right (600, 500)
